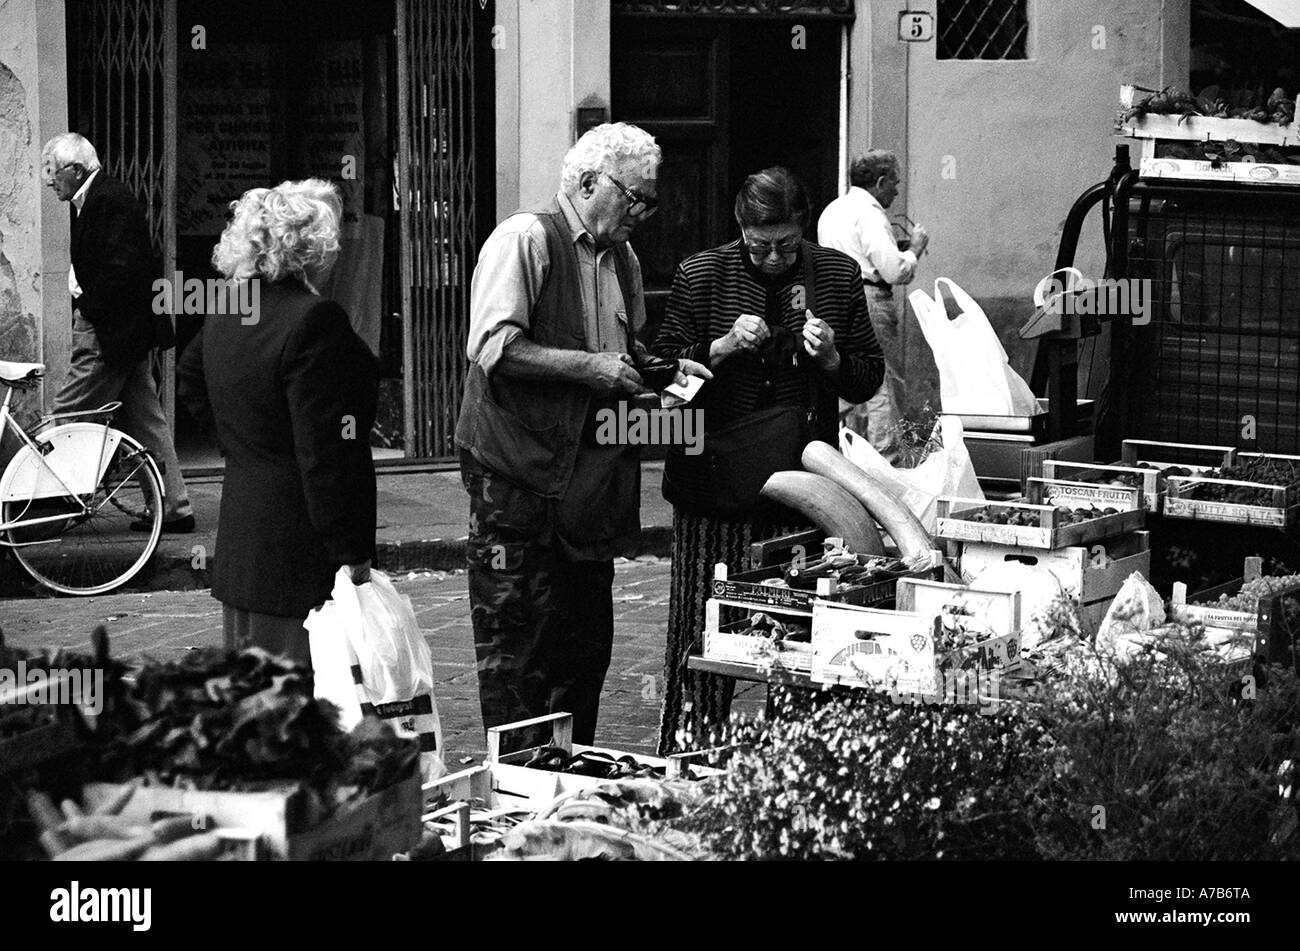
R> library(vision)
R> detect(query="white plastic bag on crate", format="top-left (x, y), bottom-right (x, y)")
top-left (839, 415), bottom-right (984, 532)
top-left (306, 567), bottom-right (447, 782)
top-left (908, 277), bottom-right (1039, 417)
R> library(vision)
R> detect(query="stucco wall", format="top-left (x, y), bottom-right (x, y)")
top-left (496, 0), bottom-right (611, 216)
top-left (0, 0), bottom-right (69, 419)
top-left (847, 0), bottom-right (1189, 414)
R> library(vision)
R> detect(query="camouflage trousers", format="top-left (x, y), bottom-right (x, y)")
top-left (462, 454), bottom-right (616, 752)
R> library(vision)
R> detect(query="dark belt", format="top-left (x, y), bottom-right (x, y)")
top-left (864, 277), bottom-right (892, 290)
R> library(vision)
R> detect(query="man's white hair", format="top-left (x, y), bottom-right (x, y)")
top-left (560, 122), bottom-right (661, 193)
top-left (41, 133), bottom-right (102, 180)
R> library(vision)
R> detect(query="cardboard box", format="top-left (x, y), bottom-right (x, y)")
top-left (959, 531), bottom-right (1150, 619)
top-left (83, 771), bottom-right (422, 861)
top-left (810, 601), bottom-right (1020, 696)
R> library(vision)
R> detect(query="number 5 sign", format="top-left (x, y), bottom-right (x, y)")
top-left (899, 11), bottom-right (934, 42)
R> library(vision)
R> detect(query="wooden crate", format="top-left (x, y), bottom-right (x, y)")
top-left (1168, 558), bottom-right (1263, 635)
top-left (1041, 459), bottom-right (1162, 511)
top-left (1118, 439), bottom-right (1234, 470)
top-left (704, 617), bottom-right (814, 673)
top-left (894, 577), bottom-right (1022, 638)
top-left (82, 771), bottom-right (422, 861)
top-left (485, 713), bottom-right (724, 804)
top-left (1116, 86), bottom-right (1300, 146)
top-left (1171, 558), bottom-right (1300, 668)
top-left (810, 600), bottom-right (1019, 696)
top-left (1030, 476), bottom-right (1143, 513)
top-left (1164, 478), bottom-right (1299, 528)
top-left (959, 531), bottom-right (1151, 611)
top-left (710, 549), bottom-right (944, 612)
top-left (936, 490), bottom-right (1144, 550)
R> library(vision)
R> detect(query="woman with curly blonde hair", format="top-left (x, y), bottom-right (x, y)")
top-left (204, 178), bottom-right (378, 664)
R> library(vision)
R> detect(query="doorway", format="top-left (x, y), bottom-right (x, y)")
top-left (611, 15), bottom-right (844, 342)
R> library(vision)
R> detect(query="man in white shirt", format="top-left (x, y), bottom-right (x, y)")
top-left (818, 150), bottom-right (929, 462)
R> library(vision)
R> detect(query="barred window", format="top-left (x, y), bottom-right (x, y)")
top-left (937, 0), bottom-right (1029, 60)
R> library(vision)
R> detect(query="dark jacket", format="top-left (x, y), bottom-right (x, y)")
top-left (71, 172), bottom-right (174, 365)
top-left (204, 279), bottom-right (378, 617)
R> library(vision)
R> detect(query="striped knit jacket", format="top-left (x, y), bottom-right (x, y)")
top-left (653, 239), bottom-right (885, 507)
top-left (654, 239), bottom-right (884, 431)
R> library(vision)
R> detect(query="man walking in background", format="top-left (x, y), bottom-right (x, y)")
top-left (41, 132), bottom-right (194, 532)
top-left (818, 150), bottom-right (929, 462)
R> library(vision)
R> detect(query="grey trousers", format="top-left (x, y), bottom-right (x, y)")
top-left (841, 286), bottom-right (905, 463)
top-left (222, 604), bottom-right (312, 667)
top-left (53, 316), bottom-right (192, 521)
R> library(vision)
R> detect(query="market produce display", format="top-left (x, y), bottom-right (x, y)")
top-left (95, 647), bottom-right (417, 801)
top-left (759, 471), bottom-right (886, 555)
top-left (26, 788), bottom-right (228, 862)
top-left (1202, 573), bottom-right (1300, 613)
top-left (800, 441), bottom-right (934, 559)
top-left (955, 504), bottom-right (1120, 526)
top-left (1120, 85), bottom-right (1297, 126)
top-left (516, 747), bottom-right (690, 781)
top-left (771, 546), bottom-right (928, 592)
top-left (734, 612), bottom-right (811, 643)
top-left (1174, 457), bottom-right (1300, 505)
top-left (932, 603), bottom-right (996, 653)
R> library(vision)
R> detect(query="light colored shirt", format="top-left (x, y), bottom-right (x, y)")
top-left (466, 191), bottom-right (645, 376)
top-left (67, 168), bottom-right (99, 298)
top-left (817, 185), bottom-right (918, 287)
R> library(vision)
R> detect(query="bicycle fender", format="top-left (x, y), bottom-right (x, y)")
top-left (0, 423), bottom-right (125, 502)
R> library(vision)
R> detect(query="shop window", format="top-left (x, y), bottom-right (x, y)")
top-left (936, 0), bottom-right (1029, 60)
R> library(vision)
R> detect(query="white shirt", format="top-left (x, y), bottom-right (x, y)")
top-left (817, 185), bottom-right (918, 287)
top-left (67, 168), bottom-right (100, 298)
top-left (465, 191), bottom-right (645, 376)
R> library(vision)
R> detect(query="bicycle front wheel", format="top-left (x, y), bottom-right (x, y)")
top-left (5, 431), bottom-right (164, 595)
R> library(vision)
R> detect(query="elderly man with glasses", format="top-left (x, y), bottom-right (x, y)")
top-left (455, 122), bottom-right (710, 750)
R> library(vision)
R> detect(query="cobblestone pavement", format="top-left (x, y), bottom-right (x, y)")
top-left (0, 558), bottom-right (764, 763)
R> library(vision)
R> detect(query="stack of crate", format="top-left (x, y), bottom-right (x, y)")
top-left (938, 475), bottom-right (1150, 634)
top-left (702, 529), bottom-right (945, 673)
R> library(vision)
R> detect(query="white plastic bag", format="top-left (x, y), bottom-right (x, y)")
top-left (839, 415), bottom-right (983, 531)
top-left (908, 277), bottom-right (1039, 416)
top-left (306, 567), bottom-right (446, 782)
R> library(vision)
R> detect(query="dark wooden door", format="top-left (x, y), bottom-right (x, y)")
top-left (612, 19), bottom-right (730, 342)
top-left (612, 16), bottom-right (842, 344)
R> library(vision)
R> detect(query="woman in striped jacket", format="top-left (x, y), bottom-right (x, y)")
top-left (654, 167), bottom-right (885, 753)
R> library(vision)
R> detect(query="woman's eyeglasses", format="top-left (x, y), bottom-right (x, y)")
top-left (742, 234), bottom-right (802, 258)
top-left (603, 173), bottom-right (658, 218)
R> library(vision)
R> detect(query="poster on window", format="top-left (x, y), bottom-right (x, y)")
top-left (302, 41), bottom-right (366, 226)
top-left (176, 43), bottom-right (275, 237)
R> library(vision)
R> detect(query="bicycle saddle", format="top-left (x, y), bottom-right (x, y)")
top-left (0, 360), bottom-right (44, 384)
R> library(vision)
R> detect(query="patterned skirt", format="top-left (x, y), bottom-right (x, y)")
top-left (656, 507), bottom-right (804, 755)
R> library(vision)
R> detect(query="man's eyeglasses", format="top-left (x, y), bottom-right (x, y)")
top-left (603, 173), bottom-right (658, 218)
top-left (742, 234), bottom-right (802, 258)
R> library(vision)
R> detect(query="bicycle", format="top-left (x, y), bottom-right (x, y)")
top-left (0, 359), bottom-right (164, 595)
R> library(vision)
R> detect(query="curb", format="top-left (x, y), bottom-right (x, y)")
top-left (375, 525), bottom-right (674, 572)
top-left (0, 525), bottom-right (676, 598)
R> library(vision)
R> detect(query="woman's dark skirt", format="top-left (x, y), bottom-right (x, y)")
top-left (656, 506), bottom-right (802, 754)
